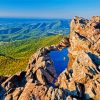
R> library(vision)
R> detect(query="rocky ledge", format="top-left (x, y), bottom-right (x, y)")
top-left (0, 16), bottom-right (100, 100)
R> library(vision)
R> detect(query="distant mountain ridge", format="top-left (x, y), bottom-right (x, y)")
top-left (0, 18), bottom-right (71, 41)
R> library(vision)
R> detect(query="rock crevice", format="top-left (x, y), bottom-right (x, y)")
top-left (0, 16), bottom-right (100, 100)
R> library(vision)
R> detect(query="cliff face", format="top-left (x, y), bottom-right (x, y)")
top-left (57, 16), bottom-right (100, 99)
top-left (0, 16), bottom-right (100, 100)
top-left (68, 16), bottom-right (100, 70)
top-left (69, 16), bottom-right (100, 56)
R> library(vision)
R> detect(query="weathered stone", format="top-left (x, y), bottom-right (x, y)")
top-left (5, 94), bottom-right (12, 100)
top-left (19, 82), bottom-right (47, 100)
top-left (66, 96), bottom-right (72, 100)
top-left (12, 87), bottom-right (23, 100)
top-left (1, 16), bottom-right (100, 100)
top-left (57, 16), bottom-right (100, 100)
top-left (36, 68), bottom-right (46, 85)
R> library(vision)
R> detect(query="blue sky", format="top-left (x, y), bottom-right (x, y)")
top-left (0, 0), bottom-right (100, 18)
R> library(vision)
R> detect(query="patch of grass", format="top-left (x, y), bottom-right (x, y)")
top-left (0, 35), bottom-right (63, 76)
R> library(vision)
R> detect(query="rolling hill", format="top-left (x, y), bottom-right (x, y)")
top-left (0, 35), bottom-right (63, 76)
top-left (0, 18), bottom-right (70, 42)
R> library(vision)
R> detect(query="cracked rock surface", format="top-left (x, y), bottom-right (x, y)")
top-left (0, 16), bottom-right (100, 100)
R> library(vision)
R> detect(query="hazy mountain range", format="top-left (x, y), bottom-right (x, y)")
top-left (0, 18), bottom-right (71, 42)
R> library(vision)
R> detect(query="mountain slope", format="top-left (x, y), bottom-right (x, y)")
top-left (0, 35), bottom-right (63, 75)
top-left (0, 18), bottom-right (71, 42)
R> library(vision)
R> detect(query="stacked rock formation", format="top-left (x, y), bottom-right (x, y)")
top-left (56, 16), bottom-right (100, 100)
top-left (0, 16), bottom-right (100, 100)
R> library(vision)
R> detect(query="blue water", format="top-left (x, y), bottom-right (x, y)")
top-left (49, 48), bottom-right (69, 76)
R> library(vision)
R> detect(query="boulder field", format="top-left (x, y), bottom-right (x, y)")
top-left (0, 16), bottom-right (100, 100)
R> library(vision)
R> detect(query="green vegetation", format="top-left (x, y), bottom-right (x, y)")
top-left (0, 19), bottom-right (70, 42)
top-left (0, 35), bottom-right (63, 76)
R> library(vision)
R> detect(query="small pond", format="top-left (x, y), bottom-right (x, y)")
top-left (49, 48), bottom-right (69, 76)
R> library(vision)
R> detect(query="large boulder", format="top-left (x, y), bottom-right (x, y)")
top-left (57, 16), bottom-right (100, 100)
top-left (69, 16), bottom-right (100, 56)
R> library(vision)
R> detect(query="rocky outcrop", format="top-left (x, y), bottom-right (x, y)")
top-left (0, 37), bottom-right (70, 100)
top-left (0, 16), bottom-right (100, 100)
top-left (69, 16), bottom-right (100, 57)
top-left (56, 16), bottom-right (100, 100)
top-left (19, 82), bottom-right (66, 100)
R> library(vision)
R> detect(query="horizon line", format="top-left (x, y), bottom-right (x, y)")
top-left (0, 16), bottom-right (72, 19)
top-left (0, 15), bottom-right (76, 19)
top-left (0, 15), bottom-right (91, 19)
